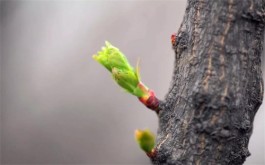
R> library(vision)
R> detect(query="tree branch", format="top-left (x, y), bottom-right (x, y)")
top-left (151, 0), bottom-right (265, 164)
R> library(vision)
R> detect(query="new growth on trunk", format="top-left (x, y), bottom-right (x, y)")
top-left (92, 0), bottom-right (265, 164)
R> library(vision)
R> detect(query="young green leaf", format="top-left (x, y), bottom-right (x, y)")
top-left (92, 41), bottom-right (146, 97)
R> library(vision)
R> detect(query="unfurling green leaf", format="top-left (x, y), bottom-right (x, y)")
top-left (92, 41), bottom-right (147, 97)
top-left (93, 41), bottom-right (133, 72)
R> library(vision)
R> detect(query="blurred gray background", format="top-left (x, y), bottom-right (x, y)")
top-left (0, 0), bottom-right (264, 164)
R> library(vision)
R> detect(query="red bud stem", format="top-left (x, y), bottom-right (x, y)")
top-left (137, 82), bottom-right (160, 113)
top-left (146, 149), bottom-right (157, 158)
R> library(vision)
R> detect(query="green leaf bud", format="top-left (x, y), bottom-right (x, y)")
top-left (93, 41), bottom-right (147, 97)
top-left (135, 129), bottom-right (155, 153)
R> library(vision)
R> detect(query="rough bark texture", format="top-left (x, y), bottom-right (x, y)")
top-left (152, 0), bottom-right (265, 164)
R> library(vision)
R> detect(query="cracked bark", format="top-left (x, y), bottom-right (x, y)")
top-left (151, 0), bottom-right (265, 164)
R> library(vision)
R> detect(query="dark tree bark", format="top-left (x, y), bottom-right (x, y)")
top-left (152, 0), bottom-right (265, 164)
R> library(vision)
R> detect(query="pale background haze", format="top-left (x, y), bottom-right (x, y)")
top-left (0, 0), bottom-right (264, 164)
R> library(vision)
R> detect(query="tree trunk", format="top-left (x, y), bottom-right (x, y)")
top-left (152, 0), bottom-right (265, 164)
